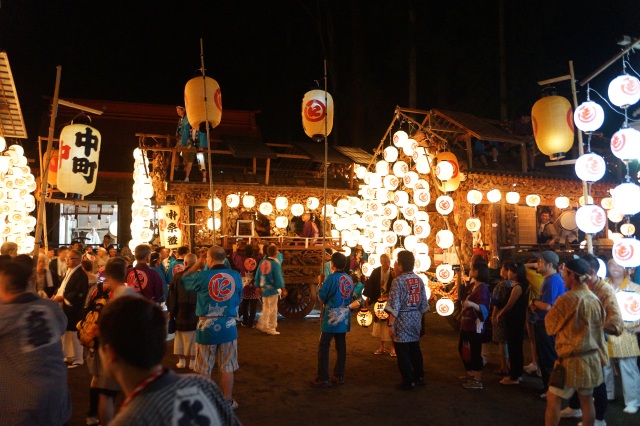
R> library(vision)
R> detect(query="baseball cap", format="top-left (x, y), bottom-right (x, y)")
top-left (565, 258), bottom-right (590, 276)
top-left (534, 250), bottom-right (559, 266)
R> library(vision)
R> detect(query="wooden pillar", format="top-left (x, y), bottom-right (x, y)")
top-left (465, 136), bottom-right (473, 170)
top-left (265, 158), bottom-right (271, 185)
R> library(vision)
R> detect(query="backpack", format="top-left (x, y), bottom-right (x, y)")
top-left (77, 283), bottom-right (110, 348)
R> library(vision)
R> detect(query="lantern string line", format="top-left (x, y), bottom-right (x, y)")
top-left (624, 60), bottom-right (640, 79)
top-left (587, 88), bottom-right (640, 121)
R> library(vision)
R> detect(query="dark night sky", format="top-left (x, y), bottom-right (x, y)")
top-left (1, 0), bottom-right (639, 152)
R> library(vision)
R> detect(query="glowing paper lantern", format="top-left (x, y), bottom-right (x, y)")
top-left (291, 203), bottom-right (304, 216)
top-left (506, 191), bottom-right (520, 205)
top-left (487, 189), bottom-right (502, 203)
top-left (466, 218), bottom-right (481, 232)
top-left (608, 74), bottom-right (640, 107)
top-left (307, 197), bottom-right (320, 210)
top-left (414, 221), bottom-right (431, 238)
top-left (357, 309), bottom-right (374, 327)
top-left (616, 292), bottom-right (640, 322)
top-left (382, 231), bottom-right (398, 246)
top-left (608, 209), bottom-right (624, 223)
top-left (526, 194), bottom-right (541, 207)
top-left (403, 171), bottom-right (419, 188)
top-left (184, 75), bottom-right (222, 131)
top-left (242, 195), bottom-right (256, 208)
top-left (575, 153), bottom-right (606, 182)
top-left (601, 197), bottom-right (614, 210)
top-left (402, 203), bottom-right (418, 220)
top-left (381, 203), bottom-right (398, 219)
top-left (436, 264), bottom-right (454, 283)
top-left (302, 89), bottom-right (333, 140)
top-left (374, 301), bottom-right (389, 320)
top-left (402, 139), bottom-right (416, 156)
top-left (574, 101), bottom-right (605, 132)
top-left (383, 174), bottom-right (400, 190)
top-left (275, 216), bottom-right (289, 229)
top-left (208, 197), bottom-right (222, 212)
top-left (392, 161), bottom-right (409, 178)
top-left (467, 190), bottom-right (483, 205)
top-left (259, 202), bottom-right (273, 216)
top-left (613, 182), bottom-right (640, 215)
top-left (575, 204), bottom-right (607, 234)
top-left (612, 238), bottom-right (640, 268)
top-left (375, 160), bottom-right (389, 176)
top-left (158, 205), bottom-right (182, 249)
top-left (413, 188), bottom-right (430, 207)
top-left (579, 195), bottom-right (594, 207)
top-left (226, 194), bottom-right (240, 208)
top-left (436, 298), bottom-right (455, 317)
top-left (43, 149), bottom-right (59, 186)
top-left (383, 146), bottom-right (399, 162)
top-left (610, 127), bottom-right (640, 160)
top-left (435, 195), bottom-right (454, 215)
top-left (555, 196), bottom-right (570, 209)
top-left (416, 155), bottom-right (430, 174)
top-left (404, 235), bottom-right (419, 251)
top-left (393, 219), bottom-right (411, 236)
top-left (621, 223), bottom-right (636, 236)
top-left (393, 190), bottom-right (409, 207)
top-left (376, 189), bottom-right (389, 203)
top-left (435, 152), bottom-right (460, 192)
top-left (531, 94), bottom-right (574, 160)
top-left (436, 161), bottom-right (454, 181)
top-left (57, 123), bottom-right (101, 196)
top-left (435, 229), bottom-right (454, 249)
top-left (393, 130), bottom-right (408, 148)
top-left (275, 196), bottom-right (289, 210)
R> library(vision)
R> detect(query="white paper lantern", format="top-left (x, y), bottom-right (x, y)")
top-left (382, 203), bottom-right (398, 219)
top-left (275, 196), bottom-right (289, 210)
top-left (621, 223), bottom-right (636, 236)
top-left (414, 179), bottom-right (429, 191)
top-left (259, 202), bottom-right (273, 216)
top-left (415, 256), bottom-right (431, 273)
top-left (416, 155), bottom-right (431, 174)
top-left (555, 196), bottom-right (570, 209)
top-left (394, 190), bottom-right (409, 207)
top-left (393, 219), bottom-right (411, 236)
top-left (355, 165), bottom-right (367, 180)
top-left (616, 291), bottom-right (640, 322)
top-left (402, 139), bottom-right (416, 156)
top-left (306, 197), bottom-right (320, 210)
top-left (366, 172), bottom-right (382, 188)
top-left (57, 123), bottom-right (102, 196)
top-left (383, 146), bottom-right (399, 162)
top-left (403, 171), bottom-right (419, 188)
top-left (322, 204), bottom-right (335, 217)
top-left (576, 205), bottom-right (607, 234)
top-left (242, 195), bottom-right (256, 208)
top-left (404, 235), bottom-right (419, 251)
top-left (613, 182), bottom-right (640, 215)
top-left (402, 204), bottom-right (418, 220)
top-left (436, 161), bottom-right (454, 181)
top-left (393, 130), bottom-right (408, 148)
top-left (601, 197), bottom-right (614, 210)
top-left (506, 191), bottom-right (520, 205)
top-left (574, 101), bottom-right (605, 132)
top-left (207, 197), bottom-right (222, 212)
top-left (467, 190), bottom-right (483, 205)
top-left (375, 160), bottom-right (389, 176)
top-left (487, 189), bottom-right (502, 203)
top-left (392, 161), bottom-right (409, 178)
top-left (436, 298), bottom-right (455, 316)
top-left (414, 221), bottom-right (431, 238)
top-left (436, 229), bottom-right (454, 249)
top-left (225, 193), bottom-right (240, 208)
top-left (291, 203), bottom-right (304, 216)
top-left (611, 127), bottom-right (640, 160)
top-left (435, 195), bottom-right (454, 215)
top-left (466, 217), bottom-right (481, 232)
top-left (376, 188), bottom-right (389, 203)
top-left (579, 195), bottom-right (594, 207)
top-left (383, 174), bottom-right (400, 190)
top-left (526, 194), bottom-right (541, 207)
top-left (413, 188), bottom-right (430, 207)
top-left (612, 238), bottom-right (640, 267)
top-left (436, 264), bottom-right (454, 283)
top-left (608, 208), bottom-right (624, 223)
top-left (275, 216), bottom-right (289, 229)
top-left (382, 231), bottom-right (398, 246)
top-left (574, 153), bottom-right (606, 182)
top-left (608, 74), bottom-right (640, 107)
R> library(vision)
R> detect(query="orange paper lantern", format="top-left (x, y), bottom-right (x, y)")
top-left (184, 76), bottom-right (222, 130)
top-left (531, 94), bottom-right (575, 160)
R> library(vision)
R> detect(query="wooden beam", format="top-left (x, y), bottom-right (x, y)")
top-left (265, 158), bottom-right (270, 185)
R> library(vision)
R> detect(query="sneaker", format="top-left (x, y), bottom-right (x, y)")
top-left (499, 377), bottom-right (521, 385)
top-left (331, 375), bottom-right (345, 385)
top-left (176, 359), bottom-right (186, 369)
top-left (524, 363), bottom-right (539, 375)
top-left (311, 378), bottom-right (332, 388)
top-left (560, 407), bottom-right (582, 418)
top-left (623, 405), bottom-right (638, 414)
top-left (227, 399), bottom-right (238, 410)
top-left (462, 379), bottom-right (483, 390)
top-left (86, 416), bottom-right (99, 426)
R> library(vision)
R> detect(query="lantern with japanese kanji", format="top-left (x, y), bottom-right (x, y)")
top-left (44, 149), bottom-right (59, 187)
top-left (57, 123), bottom-right (101, 196)
top-left (184, 75), bottom-right (222, 130)
top-left (531, 92), bottom-right (574, 160)
top-left (158, 205), bottom-right (182, 249)
top-left (357, 308), bottom-right (373, 327)
top-left (302, 89), bottom-right (334, 141)
top-left (374, 300), bottom-right (389, 319)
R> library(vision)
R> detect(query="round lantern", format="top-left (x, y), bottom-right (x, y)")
top-left (322, 204), bottom-right (335, 217)
top-left (531, 93), bottom-right (575, 160)
top-left (403, 171), bottom-right (419, 188)
top-left (306, 197), bottom-right (320, 210)
top-left (616, 291), bottom-right (640, 322)
top-left (436, 160), bottom-right (454, 181)
top-left (621, 223), bottom-right (636, 237)
top-left (375, 160), bottom-right (389, 176)
top-left (610, 126), bottom-right (640, 161)
top-left (393, 130), bottom-right (408, 148)
top-left (404, 235), bottom-right (419, 251)
top-left (416, 155), bottom-right (431, 174)
top-left (579, 195), bottom-right (594, 207)
top-left (466, 218), bottom-right (481, 232)
top-left (206, 217), bottom-right (221, 231)
top-left (555, 196), bottom-right (570, 209)
top-left (436, 229), bottom-right (454, 249)
top-left (242, 194), bottom-right (256, 208)
top-left (357, 308), bottom-right (374, 327)
top-left (415, 179), bottom-right (429, 191)
top-left (402, 203), bottom-right (418, 220)
top-left (275, 216), bottom-right (289, 229)
top-left (275, 196), bottom-right (289, 210)
top-left (382, 203), bottom-right (398, 219)
top-left (290, 203), bottom-right (304, 216)
top-left (259, 202), bottom-right (273, 216)
top-left (374, 301), bottom-right (389, 319)
top-left (436, 298), bottom-right (455, 317)
top-left (185, 75), bottom-right (222, 130)
top-left (57, 123), bottom-right (102, 196)
top-left (574, 101), bottom-right (605, 132)
top-left (526, 194), bottom-right (541, 207)
top-left (467, 190), bottom-right (483, 205)
top-left (487, 189), bottom-right (502, 203)
top-left (608, 74), bottom-right (640, 108)
top-left (436, 264), bottom-right (454, 283)
top-left (383, 174), bottom-right (400, 190)
top-left (613, 182), bottom-right (640, 215)
top-left (392, 219), bottom-right (411, 236)
top-left (435, 195), bottom-right (454, 215)
top-left (208, 197), bottom-right (222, 212)
top-left (575, 153), bottom-right (606, 182)
top-left (355, 165), bottom-right (367, 180)
top-left (435, 152), bottom-right (460, 192)
top-left (394, 190), bottom-right (409, 207)
top-left (402, 139), bottom-right (417, 156)
top-left (383, 146), bottom-right (399, 162)
top-left (576, 204), bottom-right (607, 234)
top-left (301, 89), bottom-right (333, 140)
top-left (506, 191), bottom-right (520, 205)
top-left (612, 238), bottom-right (640, 268)
top-left (392, 161), bottom-right (409, 178)
top-left (601, 197), bottom-right (614, 210)
top-left (226, 193), bottom-right (240, 208)
top-left (414, 221), bottom-right (431, 238)
top-left (608, 209), bottom-right (624, 223)
top-left (0, 136), bottom-right (5, 152)
top-left (376, 188), bottom-right (389, 203)
top-left (413, 188), bottom-right (430, 207)
top-left (382, 231), bottom-right (398, 246)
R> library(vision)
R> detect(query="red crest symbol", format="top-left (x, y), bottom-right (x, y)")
top-left (586, 156), bottom-right (603, 174)
top-left (126, 269), bottom-right (147, 291)
top-left (577, 105), bottom-right (596, 123)
top-left (208, 272), bottom-right (236, 302)
top-left (439, 199), bottom-right (451, 210)
top-left (591, 209), bottom-right (605, 227)
top-left (304, 99), bottom-right (326, 122)
top-left (244, 257), bottom-right (257, 271)
top-left (621, 76), bottom-right (640, 96)
top-left (438, 304), bottom-right (449, 314)
top-left (338, 275), bottom-right (354, 299)
top-left (623, 295), bottom-right (640, 316)
top-left (615, 243), bottom-right (633, 261)
top-left (214, 88), bottom-right (222, 112)
top-left (612, 134), bottom-right (625, 153)
top-left (439, 269), bottom-right (450, 280)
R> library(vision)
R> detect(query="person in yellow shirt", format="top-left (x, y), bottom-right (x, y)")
top-left (524, 259), bottom-right (545, 377)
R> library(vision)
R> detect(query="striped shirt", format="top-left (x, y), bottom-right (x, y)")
top-left (605, 277), bottom-right (640, 358)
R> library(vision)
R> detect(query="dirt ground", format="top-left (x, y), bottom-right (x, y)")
top-left (67, 310), bottom-right (632, 426)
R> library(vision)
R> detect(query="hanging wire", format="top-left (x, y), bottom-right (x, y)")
top-left (588, 88), bottom-right (640, 121)
top-left (624, 59), bottom-right (640, 78)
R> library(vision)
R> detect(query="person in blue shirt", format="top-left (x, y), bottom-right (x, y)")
top-left (254, 244), bottom-right (286, 335)
top-left (181, 246), bottom-right (243, 411)
top-left (528, 250), bottom-right (566, 399)
top-left (166, 246), bottom-right (188, 285)
top-left (176, 105), bottom-right (208, 182)
top-left (149, 252), bottom-right (168, 300)
top-left (312, 252), bottom-right (355, 387)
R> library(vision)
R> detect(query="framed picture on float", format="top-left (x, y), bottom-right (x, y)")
top-left (236, 220), bottom-right (254, 237)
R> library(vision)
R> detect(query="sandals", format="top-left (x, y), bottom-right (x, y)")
top-left (374, 348), bottom-right (386, 355)
top-left (390, 352), bottom-right (397, 357)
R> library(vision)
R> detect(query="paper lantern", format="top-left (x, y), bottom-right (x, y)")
top-left (355, 165), bottom-right (367, 180)
top-left (0, 136), bottom-right (5, 152)
top-left (207, 197), bottom-right (222, 212)
top-left (414, 211), bottom-right (429, 222)
top-left (242, 195), bottom-right (256, 208)
top-left (436, 298), bottom-right (455, 317)
top-left (402, 203), bottom-right (418, 220)
top-left (579, 195), bottom-right (594, 207)
top-left (436, 229), bottom-right (454, 249)
top-left (436, 160), bottom-right (454, 181)
top-left (382, 231), bottom-right (398, 246)
top-left (158, 205), bottom-right (182, 249)
top-left (434, 152), bottom-right (460, 192)
top-left (375, 160), bottom-right (389, 176)
top-left (506, 191), bottom-right (520, 205)
top-left (601, 197), bottom-right (614, 210)
top-left (436, 264), bottom-right (454, 283)
top-left (608, 209), bottom-right (624, 223)
top-left (43, 149), bottom-right (59, 186)
top-left (382, 203), bottom-right (398, 219)
top-left (185, 75), bottom-right (222, 130)
top-left (226, 194), bottom-right (240, 208)
top-left (416, 155), bottom-right (431, 174)
top-left (575, 153), bottom-right (606, 182)
top-left (487, 189), bottom-right (502, 203)
top-left (616, 292), bottom-right (640, 322)
top-left (392, 161), bottom-right (409, 178)
top-left (435, 195), bottom-right (454, 215)
top-left (531, 94), bottom-right (574, 160)
top-left (376, 189), bottom-right (389, 203)
top-left (610, 127), bottom-right (640, 160)
top-left (374, 301), bottom-right (389, 320)
top-left (393, 219), bottom-right (411, 236)
top-left (368, 200), bottom-right (382, 215)
top-left (414, 221), bottom-right (431, 239)
top-left (413, 188), bottom-right (430, 207)
top-left (612, 238), bottom-right (640, 268)
top-left (403, 171), bottom-right (419, 188)
top-left (320, 203), bottom-right (334, 217)
top-left (57, 123), bottom-right (101, 196)
top-left (526, 194), bottom-right (541, 207)
top-left (259, 202), bottom-right (273, 216)
top-left (467, 190), bottom-right (483, 205)
top-left (415, 179), bottom-right (429, 191)
top-left (608, 74), bottom-right (640, 107)
top-left (613, 182), bottom-right (640, 215)
top-left (621, 223), bottom-right (636, 236)
top-left (555, 196), bottom-right (570, 209)
top-left (361, 263), bottom-right (373, 277)
top-left (366, 172), bottom-right (382, 188)
top-left (357, 309), bottom-right (374, 327)
top-left (275, 216), bottom-right (289, 229)
top-left (393, 190), bottom-right (409, 207)
top-left (0, 156), bottom-right (9, 175)
top-left (301, 89), bottom-right (334, 140)
top-left (306, 197), bottom-right (320, 210)
top-left (404, 235), bottom-right (419, 251)
top-left (291, 203), bottom-right (304, 217)
top-left (275, 196), bottom-right (289, 210)
top-left (383, 146), bottom-right (399, 162)
top-left (383, 174), bottom-right (400, 190)
top-left (466, 218), bottom-right (481, 232)
top-left (415, 255), bottom-right (431, 272)
top-left (574, 101), bottom-right (605, 132)
top-left (576, 205), bottom-right (607, 234)
top-left (402, 139), bottom-right (416, 156)
top-left (393, 130), bottom-right (408, 148)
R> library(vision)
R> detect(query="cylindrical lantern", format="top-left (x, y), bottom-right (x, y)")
top-left (436, 160), bottom-right (454, 181)
top-left (185, 75), bottom-right (222, 129)
top-left (506, 191), bottom-right (520, 205)
top-left (574, 153), bottom-right (606, 182)
top-left (574, 101), bottom-right (605, 132)
top-left (466, 218), bottom-right (481, 232)
top-left (555, 196), bottom-right (570, 209)
top-left (302, 89), bottom-right (334, 140)
top-left (57, 123), bottom-right (101, 196)
top-left (467, 190), bottom-right (483, 205)
top-left (374, 301), bottom-right (389, 320)
top-left (526, 194), bottom-right (541, 207)
top-left (435, 229), bottom-right (454, 249)
top-left (608, 74), bottom-right (640, 108)
top-left (436, 298), bottom-right (455, 317)
top-left (435, 195), bottom-right (454, 215)
top-left (613, 182), bottom-right (640, 215)
top-left (393, 130), bottom-right (408, 148)
top-left (610, 126), bottom-right (640, 161)
top-left (357, 308), bottom-right (374, 327)
top-left (531, 93), bottom-right (575, 160)
top-left (44, 149), bottom-right (59, 187)
top-left (575, 204), bottom-right (607, 234)
top-left (158, 205), bottom-right (182, 249)
top-left (487, 189), bottom-right (502, 203)
top-left (612, 238), bottom-right (640, 268)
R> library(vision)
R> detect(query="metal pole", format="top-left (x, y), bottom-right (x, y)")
top-left (32, 66), bottom-right (62, 266)
top-left (322, 59), bottom-right (328, 278)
